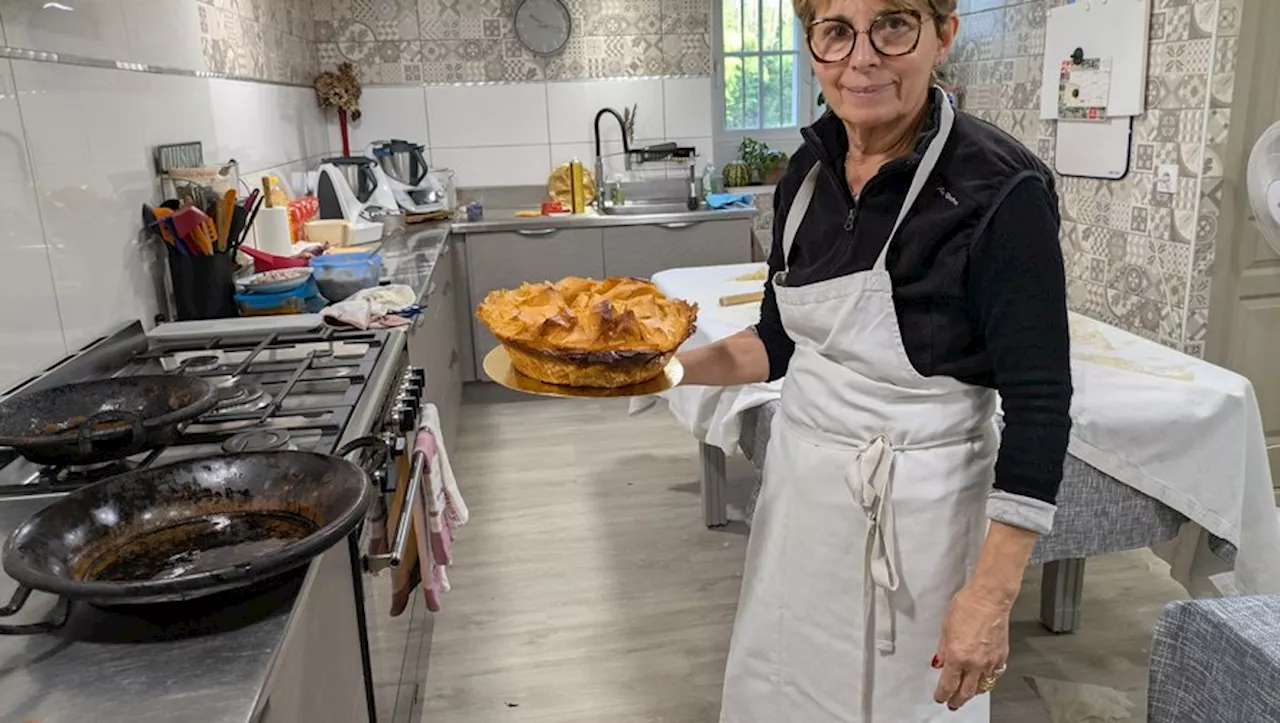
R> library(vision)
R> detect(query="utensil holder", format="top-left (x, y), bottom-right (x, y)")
top-left (168, 252), bottom-right (237, 320)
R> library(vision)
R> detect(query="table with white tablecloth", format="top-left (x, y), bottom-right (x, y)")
top-left (634, 262), bottom-right (1280, 632)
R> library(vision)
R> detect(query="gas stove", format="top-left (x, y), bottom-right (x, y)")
top-left (0, 320), bottom-right (418, 498)
top-left (0, 318), bottom-right (424, 723)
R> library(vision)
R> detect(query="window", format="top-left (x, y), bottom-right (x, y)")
top-left (713, 0), bottom-right (817, 163)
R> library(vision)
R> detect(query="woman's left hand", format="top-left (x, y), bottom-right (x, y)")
top-left (931, 582), bottom-right (1012, 711)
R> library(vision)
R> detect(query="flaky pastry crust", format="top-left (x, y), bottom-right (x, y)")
top-left (476, 277), bottom-right (698, 388)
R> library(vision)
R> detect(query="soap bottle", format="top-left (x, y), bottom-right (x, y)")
top-left (702, 164), bottom-right (719, 198)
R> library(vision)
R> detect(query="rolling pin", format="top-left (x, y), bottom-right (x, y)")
top-left (719, 290), bottom-right (765, 307)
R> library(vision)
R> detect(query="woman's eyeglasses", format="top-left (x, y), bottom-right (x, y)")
top-left (807, 11), bottom-right (926, 63)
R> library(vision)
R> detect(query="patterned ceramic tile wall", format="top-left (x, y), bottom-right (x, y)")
top-left (313, 0), bottom-right (712, 84)
top-left (947, 0), bottom-right (1239, 356)
top-left (198, 0), bottom-right (319, 84)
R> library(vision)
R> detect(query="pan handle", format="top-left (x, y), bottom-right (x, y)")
top-left (0, 585), bottom-right (72, 635)
top-left (335, 435), bottom-right (389, 475)
top-left (76, 410), bottom-right (146, 456)
top-left (364, 450), bottom-right (426, 574)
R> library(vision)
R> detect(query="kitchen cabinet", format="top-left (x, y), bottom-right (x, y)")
top-left (407, 237), bottom-right (463, 442)
top-left (465, 228), bottom-right (606, 382)
top-left (602, 218), bottom-right (754, 279)
top-left (452, 239), bottom-right (476, 384)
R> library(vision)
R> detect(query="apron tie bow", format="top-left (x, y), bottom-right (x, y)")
top-left (847, 436), bottom-right (899, 654)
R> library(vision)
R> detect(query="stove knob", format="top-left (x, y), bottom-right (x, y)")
top-left (372, 468), bottom-right (388, 491)
top-left (394, 404), bottom-right (418, 433)
top-left (387, 435), bottom-right (408, 457)
top-left (408, 367), bottom-right (426, 387)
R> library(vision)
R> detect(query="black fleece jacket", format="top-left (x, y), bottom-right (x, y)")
top-left (756, 92), bottom-right (1073, 505)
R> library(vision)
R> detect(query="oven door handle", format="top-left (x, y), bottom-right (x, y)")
top-left (363, 449), bottom-right (426, 573)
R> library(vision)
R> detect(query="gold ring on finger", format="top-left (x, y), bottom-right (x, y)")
top-left (978, 664), bottom-right (1007, 694)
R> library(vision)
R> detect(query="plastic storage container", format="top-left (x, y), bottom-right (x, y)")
top-left (235, 277), bottom-right (327, 316)
top-left (311, 251), bottom-right (383, 302)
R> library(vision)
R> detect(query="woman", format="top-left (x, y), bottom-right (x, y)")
top-left (677, 0), bottom-right (1072, 720)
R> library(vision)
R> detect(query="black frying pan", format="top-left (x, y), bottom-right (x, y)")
top-left (0, 375), bottom-right (220, 466)
top-left (0, 440), bottom-right (382, 634)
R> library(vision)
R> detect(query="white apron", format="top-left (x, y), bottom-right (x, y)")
top-left (720, 96), bottom-right (1000, 723)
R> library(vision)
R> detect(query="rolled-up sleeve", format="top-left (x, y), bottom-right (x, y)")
top-left (756, 183), bottom-right (797, 383)
top-left (969, 173), bottom-right (1074, 535)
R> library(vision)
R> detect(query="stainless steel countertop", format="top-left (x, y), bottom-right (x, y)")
top-left (450, 206), bottom-right (755, 234)
top-left (0, 332), bottom-right (410, 723)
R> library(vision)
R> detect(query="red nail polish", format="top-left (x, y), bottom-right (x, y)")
top-left (930, 655), bottom-right (941, 669)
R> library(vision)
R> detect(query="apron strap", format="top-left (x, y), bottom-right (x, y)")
top-left (872, 88), bottom-right (957, 272)
top-left (778, 162), bottom-right (822, 280)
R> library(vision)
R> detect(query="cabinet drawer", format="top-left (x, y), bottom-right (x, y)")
top-left (466, 228), bottom-right (605, 382)
top-left (602, 219), bottom-right (754, 279)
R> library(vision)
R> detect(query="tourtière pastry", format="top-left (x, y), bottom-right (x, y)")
top-left (476, 277), bottom-right (698, 388)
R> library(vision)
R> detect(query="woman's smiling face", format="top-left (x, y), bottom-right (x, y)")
top-left (806, 0), bottom-right (957, 133)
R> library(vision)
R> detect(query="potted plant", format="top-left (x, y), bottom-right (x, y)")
top-left (739, 137), bottom-right (788, 185)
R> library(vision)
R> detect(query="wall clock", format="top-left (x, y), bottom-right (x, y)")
top-left (514, 0), bottom-right (572, 57)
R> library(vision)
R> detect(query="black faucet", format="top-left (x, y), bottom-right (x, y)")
top-left (593, 108), bottom-right (632, 209)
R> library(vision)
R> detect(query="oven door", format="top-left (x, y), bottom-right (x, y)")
top-left (361, 431), bottom-right (431, 723)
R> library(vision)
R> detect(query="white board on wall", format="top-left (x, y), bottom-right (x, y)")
top-left (1039, 0), bottom-right (1151, 121)
top-left (1055, 117), bottom-right (1133, 179)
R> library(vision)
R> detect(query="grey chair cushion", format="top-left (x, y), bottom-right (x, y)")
top-left (1148, 596), bottom-right (1280, 723)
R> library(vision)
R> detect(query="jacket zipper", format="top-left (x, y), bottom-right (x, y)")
top-left (800, 125), bottom-right (919, 237)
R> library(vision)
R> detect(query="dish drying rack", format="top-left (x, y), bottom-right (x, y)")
top-left (154, 141), bottom-right (240, 207)
top-left (627, 142), bottom-right (698, 165)
top-left (621, 142), bottom-right (699, 181)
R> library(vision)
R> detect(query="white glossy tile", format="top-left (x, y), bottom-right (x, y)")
top-left (327, 86), bottom-right (429, 155)
top-left (141, 72), bottom-right (216, 151)
top-left (11, 60), bottom-right (150, 168)
top-left (121, 0), bottom-right (204, 70)
top-left (430, 144), bottom-right (551, 188)
top-left (275, 85), bottom-right (332, 167)
top-left (548, 142), bottom-right (594, 171)
top-left (0, 59), bottom-right (28, 185)
top-left (207, 79), bottom-right (328, 175)
top-left (0, 176), bottom-right (66, 389)
top-left (546, 78), bottom-right (665, 145)
top-left (1, 0), bottom-right (131, 59)
top-left (0, 59), bottom-right (64, 388)
top-left (34, 160), bottom-right (158, 350)
top-left (663, 77), bottom-right (714, 141)
top-left (425, 83), bottom-right (549, 148)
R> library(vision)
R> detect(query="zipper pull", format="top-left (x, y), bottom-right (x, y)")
top-left (844, 207), bottom-right (857, 232)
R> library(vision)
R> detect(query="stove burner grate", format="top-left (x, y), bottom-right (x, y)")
top-left (222, 430), bottom-right (296, 453)
top-left (210, 381), bottom-right (272, 416)
top-left (51, 458), bottom-right (140, 485)
top-left (176, 354), bottom-right (222, 374)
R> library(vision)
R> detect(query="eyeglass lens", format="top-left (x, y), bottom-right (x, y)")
top-left (808, 12), bottom-right (923, 62)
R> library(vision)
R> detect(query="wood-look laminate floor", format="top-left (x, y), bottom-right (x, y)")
top-left (422, 396), bottom-right (1186, 722)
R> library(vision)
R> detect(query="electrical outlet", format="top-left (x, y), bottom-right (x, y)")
top-left (1156, 164), bottom-right (1179, 194)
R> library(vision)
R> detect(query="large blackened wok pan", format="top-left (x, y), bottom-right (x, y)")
top-left (0, 439), bottom-right (383, 634)
top-left (0, 375), bottom-right (220, 466)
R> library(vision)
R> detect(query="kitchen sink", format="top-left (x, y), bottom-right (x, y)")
top-left (600, 201), bottom-right (700, 216)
